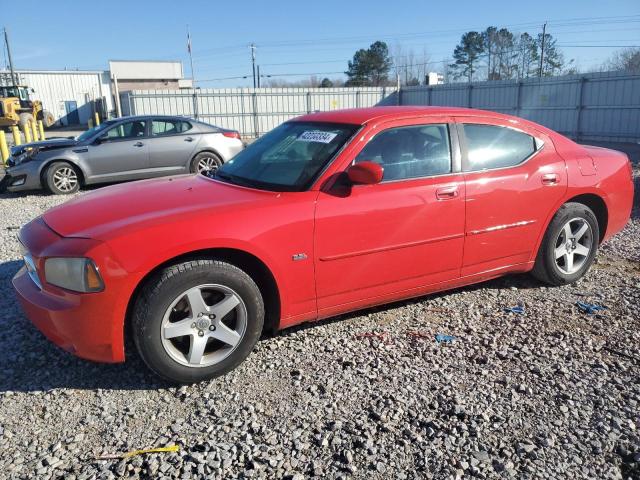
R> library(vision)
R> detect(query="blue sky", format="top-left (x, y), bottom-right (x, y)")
top-left (2, 0), bottom-right (639, 87)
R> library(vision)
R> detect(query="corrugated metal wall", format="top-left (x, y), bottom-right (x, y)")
top-left (122, 87), bottom-right (398, 137)
top-left (5, 70), bottom-right (113, 125)
top-left (400, 71), bottom-right (640, 142)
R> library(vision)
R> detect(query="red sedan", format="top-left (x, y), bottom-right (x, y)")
top-left (13, 107), bottom-right (634, 383)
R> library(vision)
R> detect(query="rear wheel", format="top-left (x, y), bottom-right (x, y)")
top-left (41, 110), bottom-right (55, 128)
top-left (190, 151), bottom-right (222, 174)
top-left (44, 161), bottom-right (80, 195)
top-left (532, 202), bottom-right (599, 286)
top-left (132, 259), bottom-right (264, 384)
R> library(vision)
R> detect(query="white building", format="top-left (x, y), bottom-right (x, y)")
top-left (0, 60), bottom-right (190, 126)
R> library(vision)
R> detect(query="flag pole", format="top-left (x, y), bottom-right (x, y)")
top-left (187, 25), bottom-right (196, 87)
top-left (187, 25), bottom-right (198, 119)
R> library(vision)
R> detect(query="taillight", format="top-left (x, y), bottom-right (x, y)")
top-left (222, 131), bottom-right (241, 140)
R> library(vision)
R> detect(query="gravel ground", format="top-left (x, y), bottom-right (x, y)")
top-left (0, 164), bottom-right (638, 479)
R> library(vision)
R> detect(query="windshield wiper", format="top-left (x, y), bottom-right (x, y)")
top-left (213, 170), bottom-right (257, 188)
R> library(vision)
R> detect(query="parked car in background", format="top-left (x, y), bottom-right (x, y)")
top-left (12, 107), bottom-right (634, 383)
top-left (0, 115), bottom-right (243, 195)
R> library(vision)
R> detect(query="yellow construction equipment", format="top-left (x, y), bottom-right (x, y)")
top-left (0, 84), bottom-right (55, 130)
top-left (38, 120), bottom-right (45, 140)
top-left (94, 112), bottom-right (100, 126)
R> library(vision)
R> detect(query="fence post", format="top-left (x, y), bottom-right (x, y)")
top-left (427, 87), bottom-right (432, 106)
top-left (467, 84), bottom-right (473, 108)
top-left (515, 81), bottom-right (522, 117)
top-left (397, 88), bottom-right (402, 106)
top-left (252, 90), bottom-right (259, 138)
top-left (355, 90), bottom-right (361, 108)
top-left (575, 76), bottom-right (586, 141)
top-left (192, 89), bottom-right (199, 120)
top-left (306, 91), bottom-right (312, 113)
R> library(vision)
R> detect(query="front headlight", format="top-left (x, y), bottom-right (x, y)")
top-left (11, 147), bottom-right (38, 165)
top-left (44, 257), bottom-right (104, 293)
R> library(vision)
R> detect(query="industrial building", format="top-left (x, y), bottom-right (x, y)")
top-left (0, 60), bottom-right (191, 126)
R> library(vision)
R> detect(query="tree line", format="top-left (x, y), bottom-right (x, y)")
top-left (449, 26), bottom-right (565, 82)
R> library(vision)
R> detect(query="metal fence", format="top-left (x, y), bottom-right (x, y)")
top-left (399, 71), bottom-right (640, 143)
top-left (122, 87), bottom-right (398, 137)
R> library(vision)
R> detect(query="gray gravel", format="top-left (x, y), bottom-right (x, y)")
top-left (0, 167), bottom-right (638, 480)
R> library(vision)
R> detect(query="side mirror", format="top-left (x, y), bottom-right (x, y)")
top-left (93, 136), bottom-right (104, 145)
top-left (346, 161), bottom-right (383, 185)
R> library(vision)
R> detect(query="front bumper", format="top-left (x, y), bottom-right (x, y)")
top-left (13, 266), bottom-right (122, 362)
top-left (11, 218), bottom-right (132, 363)
top-left (2, 162), bottom-right (43, 192)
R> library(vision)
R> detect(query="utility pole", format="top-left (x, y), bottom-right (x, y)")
top-left (257, 65), bottom-right (260, 88)
top-left (249, 43), bottom-right (257, 88)
top-left (3, 27), bottom-right (18, 88)
top-left (538, 22), bottom-right (547, 78)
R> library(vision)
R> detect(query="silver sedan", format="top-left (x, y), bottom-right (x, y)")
top-left (1, 115), bottom-right (244, 195)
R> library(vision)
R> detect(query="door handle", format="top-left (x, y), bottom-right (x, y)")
top-left (541, 173), bottom-right (559, 185)
top-left (133, 141), bottom-right (144, 147)
top-left (436, 185), bottom-right (459, 200)
top-left (184, 137), bottom-right (194, 142)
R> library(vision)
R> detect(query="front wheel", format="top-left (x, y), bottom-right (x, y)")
top-left (132, 259), bottom-right (264, 384)
top-left (532, 202), bottom-right (599, 286)
top-left (44, 162), bottom-right (80, 195)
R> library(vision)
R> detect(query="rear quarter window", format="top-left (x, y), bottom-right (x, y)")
top-left (463, 124), bottom-right (537, 172)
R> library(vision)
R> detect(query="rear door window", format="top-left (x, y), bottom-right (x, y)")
top-left (151, 120), bottom-right (192, 136)
top-left (462, 124), bottom-right (536, 172)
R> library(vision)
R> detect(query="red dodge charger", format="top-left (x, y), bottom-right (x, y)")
top-left (13, 107), bottom-right (634, 383)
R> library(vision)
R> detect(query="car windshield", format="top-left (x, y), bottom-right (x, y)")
top-left (75, 120), bottom-right (118, 142)
top-left (215, 121), bottom-right (359, 191)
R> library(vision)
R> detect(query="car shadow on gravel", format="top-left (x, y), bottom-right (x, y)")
top-left (276, 272), bottom-right (546, 339)
top-left (0, 256), bottom-right (541, 393)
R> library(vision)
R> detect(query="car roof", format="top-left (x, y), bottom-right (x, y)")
top-left (294, 106), bottom-right (521, 125)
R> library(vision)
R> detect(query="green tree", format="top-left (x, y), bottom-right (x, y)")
top-left (516, 33), bottom-right (539, 78)
top-left (450, 31), bottom-right (485, 82)
top-left (345, 41), bottom-right (393, 86)
top-left (537, 32), bottom-right (564, 76)
top-left (482, 27), bottom-right (498, 80)
top-left (320, 77), bottom-right (334, 88)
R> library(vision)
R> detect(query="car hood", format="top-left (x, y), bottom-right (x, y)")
top-left (43, 174), bottom-right (278, 240)
top-left (11, 137), bottom-right (79, 156)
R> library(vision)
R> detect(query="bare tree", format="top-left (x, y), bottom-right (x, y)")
top-left (603, 47), bottom-right (640, 73)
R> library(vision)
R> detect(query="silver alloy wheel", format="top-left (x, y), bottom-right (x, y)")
top-left (197, 156), bottom-right (219, 173)
top-left (554, 217), bottom-right (593, 275)
top-left (161, 284), bottom-right (247, 368)
top-left (53, 167), bottom-right (78, 192)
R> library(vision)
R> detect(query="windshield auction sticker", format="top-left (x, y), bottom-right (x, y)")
top-left (297, 131), bottom-right (338, 143)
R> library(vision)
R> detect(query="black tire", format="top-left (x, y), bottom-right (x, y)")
top-left (532, 202), bottom-right (599, 286)
top-left (41, 110), bottom-right (55, 128)
top-left (18, 113), bottom-right (34, 130)
top-left (132, 259), bottom-right (264, 384)
top-left (44, 161), bottom-right (81, 195)
top-left (190, 151), bottom-right (222, 174)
